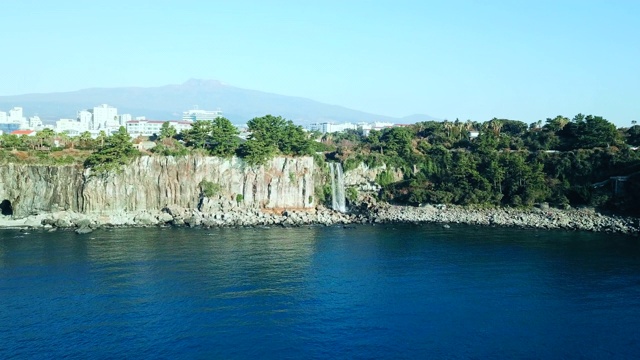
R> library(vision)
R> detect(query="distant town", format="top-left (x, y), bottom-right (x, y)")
top-left (0, 104), bottom-right (405, 139)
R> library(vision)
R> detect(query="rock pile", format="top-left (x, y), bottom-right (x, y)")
top-left (0, 202), bottom-right (637, 235)
top-left (369, 204), bottom-right (639, 234)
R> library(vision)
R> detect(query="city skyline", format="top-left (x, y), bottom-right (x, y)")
top-left (1, 0), bottom-right (638, 125)
top-left (0, 103), bottom-right (231, 137)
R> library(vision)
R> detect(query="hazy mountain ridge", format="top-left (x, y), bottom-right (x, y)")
top-left (0, 79), bottom-right (438, 126)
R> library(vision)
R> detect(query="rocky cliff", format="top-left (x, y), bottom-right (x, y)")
top-left (0, 156), bottom-right (314, 218)
top-left (343, 162), bottom-right (403, 193)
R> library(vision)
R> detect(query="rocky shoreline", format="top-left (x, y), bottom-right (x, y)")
top-left (0, 202), bottom-right (638, 235)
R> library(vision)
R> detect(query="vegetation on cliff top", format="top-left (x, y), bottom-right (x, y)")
top-left (0, 115), bottom-right (317, 169)
top-left (152, 115), bottom-right (316, 164)
top-left (320, 115), bottom-right (640, 215)
top-left (84, 126), bottom-right (140, 174)
top-left (1, 112), bottom-right (639, 215)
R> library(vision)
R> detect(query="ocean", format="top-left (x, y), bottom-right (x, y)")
top-left (1, 224), bottom-right (639, 359)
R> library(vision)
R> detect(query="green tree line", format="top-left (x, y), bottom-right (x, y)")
top-left (327, 114), bottom-right (640, 214)
top-left (152, 115), bottom-right (315, 164)
top-left (0, 115), bottom-right (317, 170)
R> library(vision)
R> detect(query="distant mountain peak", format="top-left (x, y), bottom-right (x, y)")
top-left (181, 78), bottom-right (227, 88)
top-left (0, 80), bottom-right (436, 126)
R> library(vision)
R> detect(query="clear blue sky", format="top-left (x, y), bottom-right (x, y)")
top-left (1, 0), bottom-right (638, 125)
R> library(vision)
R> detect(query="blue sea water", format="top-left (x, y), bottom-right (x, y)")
top-left (1, 224), bottom-right (639, 359)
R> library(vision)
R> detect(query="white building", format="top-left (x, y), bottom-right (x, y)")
top-left (182, 108), bottom-right (223, 122)
top-left (91, 104), bottom-right (118, 130)
top-left (126, 120), bottom-right (192, 137)
top-left (77, 110), bottom-right (92, 129)
top-left (55, 119), bottom-right (86, 134)
top-left (29, 116), bottom-right (44, 130)
top-left (8, 107), bottom-right (24, 122)
top-left (7, 107), bottom-right (28, 129)
top-left (0, 111), bottom-right (6, 122)
top-left (310, 121), bottom-right (397, 135)
top-left (119, 114), bottom-right (132, 126)
top-left (309, 122), bottom-right (359, 133)
top-left (359, 121), bottom-right (396, 136)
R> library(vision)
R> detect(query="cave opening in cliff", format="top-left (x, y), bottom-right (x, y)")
top-left (0, 200), bottom-right (13, 216)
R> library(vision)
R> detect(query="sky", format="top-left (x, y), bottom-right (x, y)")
top-left (1, 0), bottom-right (638, 125)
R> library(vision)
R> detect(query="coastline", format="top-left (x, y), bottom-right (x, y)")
top-left (0, 203), bottom-right (638, 235)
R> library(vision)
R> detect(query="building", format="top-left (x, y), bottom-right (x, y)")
top-left (10, 129), bottom-right (36, 136)
top-left (56, 118), bottom-right (87, 134)
top-left (3, 107), bottom-right (29, 129)
top-left (29, 116), bottom-right (44, 130)
top-left (126, 120), bottom-right (193, 137)
top-left (182, 108), bottom-right (223, 122)
top-left (8, 107), bottom-right (26, 123)
top-left (359, 121), bottom-right (395, 136)
top-left (309, 122), bottom-right (358, 133)
top-left (309, 121), bottom-right (396, 136)
top-left (0, 123), bottom-right (21, 134)
top-left (119, 114), bottom-right (132, 126)
top-left (77, 110), bottom-right (92, 129)
top-left (91, 104), bottom-right (118, 130)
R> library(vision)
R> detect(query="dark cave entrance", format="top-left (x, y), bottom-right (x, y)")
top-left (0, 200), bottom-right (13, 216)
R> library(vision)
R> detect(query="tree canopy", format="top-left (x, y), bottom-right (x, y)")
top-left (332, 113), bottom-right (640, 214)
top-left (84, 126), bottom-right (139, 174)
top-left (239, 115), bottom-right (314, 165)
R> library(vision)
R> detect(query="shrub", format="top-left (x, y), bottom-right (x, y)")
top-left (376, 170), bottom-right (396, 186)
top-left (346, 187), bottom-right (358, 203)
top-left (200, 180), bottom-right (221, 198)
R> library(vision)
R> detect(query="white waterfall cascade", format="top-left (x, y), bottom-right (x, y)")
top-left (329, 162), bottom-right (347, 212)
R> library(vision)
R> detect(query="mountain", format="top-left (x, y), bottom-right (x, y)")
top-left (0, 79), bottom-right (438, 126)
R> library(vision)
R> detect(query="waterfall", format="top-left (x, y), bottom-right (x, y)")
top-left (329, 162), bottom-right (347, 212)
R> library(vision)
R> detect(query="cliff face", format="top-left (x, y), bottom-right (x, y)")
top-left (0, 156), bottom-right (314, 218)
top-left (343, 163), bottom-right (403, 190)
top-left (0, 163), bottom-right (84, 217)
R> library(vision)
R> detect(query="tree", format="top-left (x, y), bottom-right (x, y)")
top-left (246, 115), bottom-right (285, 149)
top-left (209, 117), bottom-right (239, 157)
top-left (84, 126), bottom-right (139, 174)
top-left (78, 131), bottom-right (94, 149)
top-left (238, 138), bottom-right (273, 165)
top-left (182, 120), bottom-right (213, 149)
top-left (0, 134), bottom-right (24, 150)
top-left (239, 115), bottom-right (313, 164)
top-left (57, 132), bottom-right (70, 149)
top-left (158, 121), bottom-right (177, 140)
top-left (487, 118), bottom-right (504, 136)
top-left (544, 116), bottom-right (570, 132)
top-left (380, 127), bottom-right (413, 157)
top-left (96, 130), bottom-right (107, 148)
top-left (560, 114), bottom-right (621, 149)
top-left (239, 115), bottom-right (282, 164)
top-left (279, 122), bottom-right (313, 155)
top-left (36, 128), bottom-right (56, 149)
top-left (626, 125), bottom-right (640, 146)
